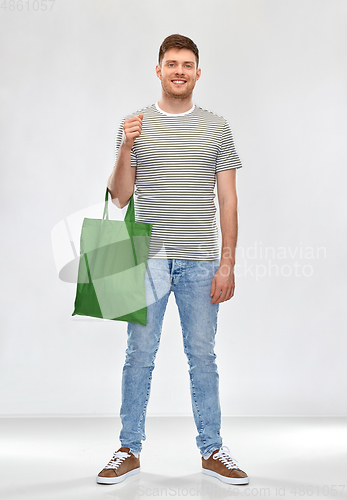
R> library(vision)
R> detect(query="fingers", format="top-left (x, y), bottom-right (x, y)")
top-left (122, 115), bottom-right (143, 147)
top-left (210, 277), bottom-right (216, 298)
top-left (210, 264), bottom-right (236, 303)
top-left (124, 116), bottom-right (143, 134)
top-left (210, 288), bottom-right (225, 304)
top-left (210, 279), bottom-right (235, 304)
top-left (210, 281), bottom-right (225, 304)
top-left (125, 124), bottom-right (142, 136)
top-left (211, 285), bottom-right (234, 304)
top-left (124, 114), bottom-right (143, 127)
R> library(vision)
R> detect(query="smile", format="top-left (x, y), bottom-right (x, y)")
top-left (171, 80), bottom-right (187, 85)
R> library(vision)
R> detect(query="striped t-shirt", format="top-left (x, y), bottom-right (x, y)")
top-left (114, 102), bottom-right (242, 261)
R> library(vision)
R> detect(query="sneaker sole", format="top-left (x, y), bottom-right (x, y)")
top-left (96, 467), bottom-right (140, 484)
top-left (202, 467), bottom-right (249, 485)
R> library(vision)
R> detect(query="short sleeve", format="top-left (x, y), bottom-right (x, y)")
top-left (114, 119), bottom-right (137, 167)
top-left (216, 120), bottom-right (242, 172)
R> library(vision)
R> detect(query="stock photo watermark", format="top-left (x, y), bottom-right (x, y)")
top-left (1, 0), bottom-right (55, 11)
top-left (232, 241), bottom-right (327, 280)
top-left (136, 483), bottom-right (345, 497)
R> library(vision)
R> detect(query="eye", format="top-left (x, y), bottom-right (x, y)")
top-left (168, 63), bottom-right (175, 67)
top-left (186, 65), bottom-right (192, 68)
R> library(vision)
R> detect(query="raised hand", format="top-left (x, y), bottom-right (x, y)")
top-left (122, 114), bottom-right (143, 149)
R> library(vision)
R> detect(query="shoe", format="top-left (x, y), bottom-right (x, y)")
top-left (202, 446), bottom-right (249, 485)
top-left (96, 447), bottom-right (140, 484)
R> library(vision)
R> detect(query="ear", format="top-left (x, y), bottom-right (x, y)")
top-left (155, 64), bottom-right (162, 80)
top-left (196, 68), bottom-right (201, 81)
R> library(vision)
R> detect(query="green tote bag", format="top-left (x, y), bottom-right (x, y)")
top-left (72, 188), bottom-right (153, 326)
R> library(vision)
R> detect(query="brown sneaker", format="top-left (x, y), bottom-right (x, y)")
top-left (96, 447), bottom-right (140, 484)
top-left (202, 446), bottom-right (249, 485)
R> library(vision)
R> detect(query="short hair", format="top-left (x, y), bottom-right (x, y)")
top-left (158, 34), bottom-right (199, 67)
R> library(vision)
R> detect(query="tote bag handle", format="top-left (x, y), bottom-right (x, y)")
top-left (103, 188), bottom-right (135, 222)
top-left (102, 188), bottom-right (138, 266)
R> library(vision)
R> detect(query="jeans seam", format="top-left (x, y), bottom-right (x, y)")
top-left (146, 265), bottom-right (159, 303)
top-left (183, 335), bottom-right (206, 447)
top-left (137, 340), bottom-right (161, 438)
top-left (137, 366), bottom-right (152, 438)
top-left (190, 370), bottom-right (206, 449)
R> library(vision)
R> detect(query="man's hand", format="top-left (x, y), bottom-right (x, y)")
top-left (122, 114), bottom-right (143, 150)
top-left (210, 261), bottom-right (235, 304)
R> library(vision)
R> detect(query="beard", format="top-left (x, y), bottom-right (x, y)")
top-left (161, 80), bottom-right (195, 101)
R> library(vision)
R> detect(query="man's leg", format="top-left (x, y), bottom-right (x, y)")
top-left (119, 258), bottom-right (171, 454)
top-left (172, 259), bottom-right (223, 457)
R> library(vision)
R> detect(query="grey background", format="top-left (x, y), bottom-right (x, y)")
top-left (1, 0), bottom-right (346, 416)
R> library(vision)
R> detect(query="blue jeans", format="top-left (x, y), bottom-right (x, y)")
top-left (119, 258), bottom-right (223, 457)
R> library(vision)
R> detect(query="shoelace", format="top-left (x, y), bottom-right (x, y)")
top-left (104, 450), bottom-right (131, 470)
top-left (213, 446), bottom-right (239, 470)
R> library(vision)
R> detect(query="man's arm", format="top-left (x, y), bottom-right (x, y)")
top-left (210, 168), bottom-right (238, 303)
top-left (107, 114), bottom-right (143, 209)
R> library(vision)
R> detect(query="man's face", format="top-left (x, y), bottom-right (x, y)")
top-left (156, 48), bottom-right (201, 100)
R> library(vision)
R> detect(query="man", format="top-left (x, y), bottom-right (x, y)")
top-left (97, 34), bottom-right (249, 486)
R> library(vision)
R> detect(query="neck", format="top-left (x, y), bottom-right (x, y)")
top-left (157, 93), bottom-right (194, 114)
